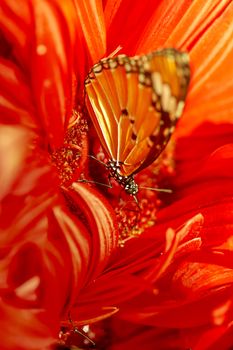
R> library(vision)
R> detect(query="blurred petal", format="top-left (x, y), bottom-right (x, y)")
top-left (136, 0), bottom-right (193, 53)
top-left (0, 0), bottom-right (32, 66)
top-left (0, 303), bottom-right (54, 350)
top-left (109, 320), bottom-right (186, 350)
top-left (174, 123), bottom-right (233, 188)
top-left (0, 125), bottom-right (29, 200)
top-left (74, 0), bottom-right (106, 63)
top-left (177, 1), bottom-right (233, 135)
top-left (166, 0), bottom-right (232, 50)
top-left (105, 0), bottom-right (164, 56)
top-left (30, 1), bottom-right (77, 148)
top-left (1, 0), bottom-right (78, 148)
top-left (193, 323), bottom-right (233, 350)
top-left (0, 59), bottom-right (36, 127)
top-left (103, 0), bottom-right (123, 31)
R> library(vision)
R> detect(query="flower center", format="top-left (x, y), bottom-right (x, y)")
top-left (51, 109), bottom-right (88, 186)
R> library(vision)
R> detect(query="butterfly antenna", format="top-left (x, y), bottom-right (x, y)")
top-left (68, 312), bottom-right (96, 347)
top-left (79, 156), bottom-right (113, 189)
top-left (78, 177), bottom-right (112, 189)
top-left (87, 154), bottom-right (107, 167)
top-left (139, 186), bottom-right (172, 193)
top-left (108, 45), bottom-right (123, 57)
top-left (73, 328), bottom-right (96, 347)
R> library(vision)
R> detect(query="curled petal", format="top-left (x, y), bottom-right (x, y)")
top-left (144, 214), bottom-right (204, 282)
top-left (74, 213), bottom-right (203, 324)
top-left (68, 183), bottom-right (118, 276)
top-left (52, 205), bottom-right (90, 300)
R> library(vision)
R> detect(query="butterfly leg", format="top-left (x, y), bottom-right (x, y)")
top-left (133, 194), bottom-right (140, 208)
top-left (78, 176), bottom-right (113, 189)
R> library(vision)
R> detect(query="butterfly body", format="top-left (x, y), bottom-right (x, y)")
top-left (106, 160), bottom-right (138, 195)
top-left (85, 49), bottom-right (190, 196)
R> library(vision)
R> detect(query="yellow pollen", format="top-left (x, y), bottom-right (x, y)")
top-left (51, 110), bottom-right (88, 185)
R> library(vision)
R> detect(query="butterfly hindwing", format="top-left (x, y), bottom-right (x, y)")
top-left (85, 49), bottom-right (190, 176)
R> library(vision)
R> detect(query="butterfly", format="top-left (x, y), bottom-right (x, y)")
top-left (84, 48), bottom-right (190, 201)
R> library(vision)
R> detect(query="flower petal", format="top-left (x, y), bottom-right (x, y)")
top-left (69, 183), bottom-right (118, 276)
top-left (0, 0), bottom-right (32, 66)
top-left (105, 0), bottom-right (167, 56)
top-left (1, 0), bottom-right (78, 148)
top-left (52, 204), bottom-right (91, 300)
top-left (30, 1), bottom-right (77, 148)
top-left (177, 1), bottom-right (233, 135)
top-left (166, 0), bottom-right (232, 50)
top-left (0, 59), bottom-right (36, 127)
top-left (0, 125), bottom-right (29, 200)
top-left (74, 0), bottom-right (106, 63)
top-left (194, 323), bottom-right (233, 350)
top-left (136, 0), bottom-right (193, 53)
top-left (0, 303), bottom-right (55, 350)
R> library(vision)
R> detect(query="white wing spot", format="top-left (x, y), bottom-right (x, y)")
top-left (152, 72), bottom-right (162, 96)
top-left (161, 84), bottom-right (171, 112)
top-left (176, 101), bottom-right (185, 118)
top-left (169, 96), bottom-right (177, 115)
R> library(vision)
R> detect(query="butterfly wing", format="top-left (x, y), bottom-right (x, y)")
top-left (85, 49), bottom-right (190, 176)
top-left (126, 48), bottom-right (190, 175)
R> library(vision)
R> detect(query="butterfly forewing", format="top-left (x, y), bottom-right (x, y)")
top-left (85, 49), bottom-right (190, 177)
top-left (85, 56), bottom-right (128, 161)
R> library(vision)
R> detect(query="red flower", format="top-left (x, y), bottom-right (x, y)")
top-left (0, 1), bottom-right (233, 350)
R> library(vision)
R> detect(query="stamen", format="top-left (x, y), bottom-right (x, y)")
top-left (51, 109), bottom-right (88, 185)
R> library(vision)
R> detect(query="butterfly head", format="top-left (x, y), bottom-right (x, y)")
top-left (124, 177), bottom-right (139, 196)
top-left (107, 160), bottom-right (139, 196)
